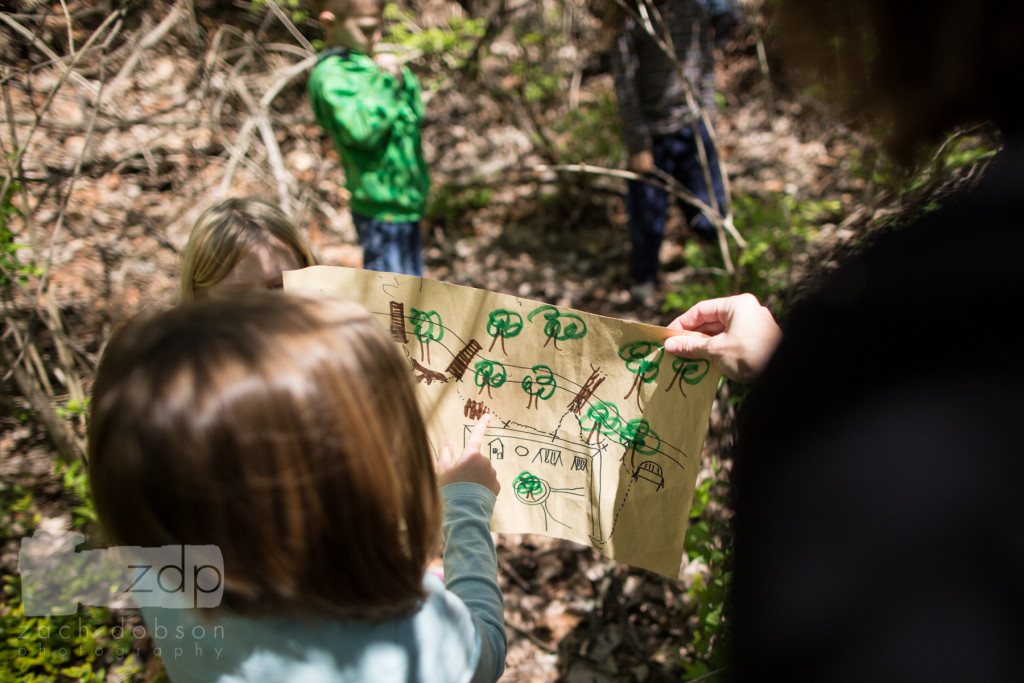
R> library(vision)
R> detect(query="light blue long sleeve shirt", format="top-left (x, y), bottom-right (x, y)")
top-left (140, 483), bottom-right (506, 683)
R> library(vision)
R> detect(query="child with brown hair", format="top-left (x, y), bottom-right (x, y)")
top-left (88, 292), bottom-right (506, 682)
top-left (179, 197), bottom-right (319, 303)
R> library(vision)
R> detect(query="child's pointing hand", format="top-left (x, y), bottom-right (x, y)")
top-left (438, 414), bottom-right (500, 496)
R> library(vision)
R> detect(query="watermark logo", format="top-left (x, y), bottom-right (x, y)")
top-left (18, 528), bottom-right (223, 616)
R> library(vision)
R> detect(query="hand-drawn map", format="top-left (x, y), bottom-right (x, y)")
top-left (284, 266), bottom-right (721, 577)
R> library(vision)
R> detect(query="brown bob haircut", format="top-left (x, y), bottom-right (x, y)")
top-left (88, 293), bottom-right (441, 620)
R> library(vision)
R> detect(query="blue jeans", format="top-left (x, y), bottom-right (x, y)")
top-left (352, 213), bottom-right (423, 277)
top-left (626, 122), bottom-right (726, 284)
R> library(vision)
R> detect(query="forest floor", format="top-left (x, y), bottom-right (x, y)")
top-left (0, 1), bottom-right (896, 680)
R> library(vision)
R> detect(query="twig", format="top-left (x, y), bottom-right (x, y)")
top-left (58, 0), bottom-right (75, 54)
top-left (218, 116), bottom-right (261, 195)
top-left (4, 103), bottom-right (206, 132)
top-left (209, 21), bottom-right (269, 141)
top-left (534, 162), bottom-right (746, 253)
top-left (1, 10), bottom-right (123, 176)
top-left (0, 2), bottom-right (111, 469)
top-left (0, 12), bottom-right (101, 98)
top-left (42, 294), bottom-right (90, 444)
top-left (1, 333), bottom-right (83, 464)
top-left (263, 42), bottom-right (316, 59)
top-left (505, 620), bottom-right (558, 654)
top-left (259, 55), bottom-right (317, 109)
top-left (218, 35), bottom-right (314, 211)
top-left (0, 71), bottom-right (34, 245)
top-left (751, 11), bottom-right (776, 134)
top-left (498, 555), bottom-right (532, 591)
top-left (101, 0), bottom-right (190, 106)
top-left (569, 68), bottom-right (582, 111)
top-left (35, 16), bottom-right (121, 301)
top-left (687, 665), bottom-right (732, 682)
top-left (233, 78), bottom-right (294, 214)
top-left (265, 0), bottom-right (315, 55)
top-left (207, 14), bottom-right (301, 201)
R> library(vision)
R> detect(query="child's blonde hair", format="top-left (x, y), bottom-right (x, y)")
top-left (179, 198), bottom-right (318, 303)
top-left (88, 292), bottom-right (441, 620)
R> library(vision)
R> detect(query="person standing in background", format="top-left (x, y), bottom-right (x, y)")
top-left (609, 0), bottom-right (735, 307)
top-left (308, 0), bottom-right (429, 277)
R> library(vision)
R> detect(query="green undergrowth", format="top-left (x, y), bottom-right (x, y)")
top-left (664, 190), bottom-right (840, 314)
top-left (0, 461), bottom-right (156, 682)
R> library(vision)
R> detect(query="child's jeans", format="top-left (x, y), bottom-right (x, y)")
top-left (352, 212), bottom-right (424, 277)
top-left (625, 122), bottom-right (726, 285)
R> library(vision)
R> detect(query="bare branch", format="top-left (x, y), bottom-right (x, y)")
top-left (100, 0), bottom-right (191, 106)
top-left (1, 331), bottom-right (84, 465)
top-left (0, 10), bottom-right (112, 100)
top-left (1, 9), bottom-right (124, 176)
top-left (534, 162), bottom-right (746, 271)
top-left (34, 21), bottom-right (121, 301)
top-left (233, 78), bottom-right (294, 214)
top-left (265, 0), bottom-right (315, 55)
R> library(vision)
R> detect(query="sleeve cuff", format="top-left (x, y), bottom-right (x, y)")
top-left (440, 482), bottom-right (497, 508)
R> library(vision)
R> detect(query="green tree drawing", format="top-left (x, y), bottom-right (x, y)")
top-left (618, 418), bottom-right (661, 471)
top-left (513, 471), bottom-right (544, 501)
top-left (527, 305), bottom-right (587, 350)
top-left (473, 359), bottom-right (507, 398)
top-left (410, 308), bottom-right (443, 363)
top-left (665, 356), bottom-right (711, 396)
top-left (581, 400), bottom-right (622, 444)
top-left (486, 309), bottom-right (524, 355)
top-left (521, 364), bottom-right (556, 409)
top-left (618, 340), bottom-right (665, 410)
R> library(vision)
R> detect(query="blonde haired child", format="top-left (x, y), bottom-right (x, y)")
top-left (88, 293), bottom-right (506, 682)
top-left (179, 197), bottom-right (318, 303)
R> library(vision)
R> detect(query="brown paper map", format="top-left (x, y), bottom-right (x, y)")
top-left (285, 266), bottom-right (720, 577)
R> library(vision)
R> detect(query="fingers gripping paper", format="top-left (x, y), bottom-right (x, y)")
top-left (285, 267), bottom-right (720, 577)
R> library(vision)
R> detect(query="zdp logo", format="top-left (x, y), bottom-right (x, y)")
top-left (18, 529), bottom-right (223, 615)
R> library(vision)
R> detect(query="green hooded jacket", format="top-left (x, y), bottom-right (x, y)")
top-left (308, 48), bottom-right (429, 222)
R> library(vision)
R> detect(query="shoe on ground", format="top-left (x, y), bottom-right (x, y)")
top-left (629, 281), bottom-right (658, 308)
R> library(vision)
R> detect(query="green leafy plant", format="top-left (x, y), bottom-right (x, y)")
top-left (249, 0), bottom-right (309, 24)
top-left (0, 577), bottom-right (149, 683)
top-left (425, 182), bottom-right (493, 230)
top-left (0, 451), bottom-right (152, 681)
top-left (384, 5), bottom-right (487, 80)
top-left (553, 88), bottom-right (623, 166)
top-left (0, 485), bottom-right (40, 549)
top-left (54, 398), bottom-right (89, 421)
top-left (664, 191), bottom-right (838, 313)
top-left (58, 460), bottom-right (98, 530)
top-left (1, 179), bottom-right (41, 291)
top-left (681, 457), bottom-right (733, 681)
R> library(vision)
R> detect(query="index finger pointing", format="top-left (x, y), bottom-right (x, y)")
top-left (464, 413), bottom-right (492, 455)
